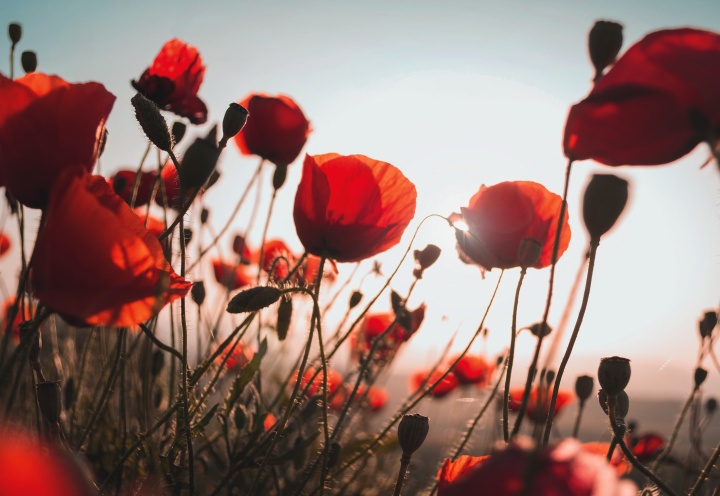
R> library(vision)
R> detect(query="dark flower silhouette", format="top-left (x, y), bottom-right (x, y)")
top-left (234, 93), bottom-right (311, 166)
top-left (455, 181), bottom-right (570, 271)
top-left (294, 154), bottom-right (417, 263)
top-left (132, 39), bottom-right (207, 124)
top-left (31, 170), bottom-right (191, 326)
top-left (0, 73), bottom-right (115, 208)
top-left (564, 28), bottom-right (720, 166)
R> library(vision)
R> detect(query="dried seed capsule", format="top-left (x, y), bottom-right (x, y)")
top-left (597, 356), bottom-right (631, 396)
top-left (20, 51), bottom-right (37, 73)
top-left (582, 174), bottom-right (629, 242)
top-left (575, 375), bottom-right (594, 402)
top-left (398, 414), bottom-right (429, 456)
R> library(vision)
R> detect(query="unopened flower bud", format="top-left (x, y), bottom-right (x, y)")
top-left (598, 389), bottom-right (630, 419)
top-left (582, 174), bottom-right (629, 242)
top-left (171, 121), bottom-right (187, 145)
top-left (545, 369), bottom-right (556, 385)
top-left (706, 398), bottom-right (718, 415)
top-left (699, 311), bottom-right (718, 339)
top-left (178, 138), bottom-right (220, 191)
top-left (527, 322), bottom-right (552, 339)
top-left (414, 244), bottom-right (442, 272)
top-left (8, 23), bottom-right (21, 45)
top-left (227, 286), bottom-right (282, 313)
top-left (695, 367), bottom-right (708, 388)
top-left (183, 228), bottom-right (193, 246)
top-left (191, 281), bottom-right (206, 306)
top-left (575, 375), bottom-right (594, 402)
top-left (131, 93), bottom-right (172, 152)
top-left (588, 20), bottom-right (623, 82)
top-left (151, 350), bottom-right (165, 377)
top-left (597, 356), bottom-right (631, 396)
top-left (327, 441), bottom-right (341, 469)
top-left (276, 297), bottom-right (293, 341)
top-left (273, 164), bottom-right (288, 190)
top-left (398, 414), bottom-right (429, 456)
top-left (200, 208), bottom-right (210, 225)
top-left (349, 290), bottom-right (363, 309)
top-left (518, 238), bottom-right (542, 267)
top-left (221, 102), bottom-right (249, 145)
top-left (20, 51), bottom-right (37, 73)
top-left (36, 380), bottom-right (62, 423)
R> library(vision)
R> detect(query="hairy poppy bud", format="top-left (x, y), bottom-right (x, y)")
top-left (349, 290), bottom-right (363, 309)
top-left (8, 23), bottom-right (21, 45)
top-left (36, 380), bottom-right (62, 423)
top-left (695, 367), bottom-right (708, 388)
top-left (398, 414), bottom-right (429, 457)
top-left (582, 174), bottom-right (629, 242)
top-left (598, 389), bottom-right (630, 419)
top-left (191, 281), bottom-right (206, 306)
top-left (706, 398), bottom-right (718, 415)
top-left (178, 138), bottom-right (220, 191)
top-left (273, 164), bottom-right (288, 190)
top-left (221, 102), bottom-right (249, 146)
top-left (699, 311), bottom-right (718, 339)
top-left (171, 121), bottom-right (187, 145)
top-left (414, 244), bottom-right (442, 271)
top-left (276, 297), bottom-right (292, 341)
top-left (200, 208), bottom-right (210, 225)
top-left (20, 51), bottom-right (37, 73)
top-left (575, 375), bottom-right (594, 402)
top-left (518, 238), bottom-right (543, 268)
top-left (527, 322), bottom-right (552, 339)
top-left (588, 20), bottom-right (623, 82)
top-left (597, 356), bottom-right (631, 396)
top-left (131, 92), bottom-right (173, 152)
top-left (227, 286), bottom-right (282, 313)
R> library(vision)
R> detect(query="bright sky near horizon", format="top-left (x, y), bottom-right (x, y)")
top-left (1, 0), bottom-right (719, 399)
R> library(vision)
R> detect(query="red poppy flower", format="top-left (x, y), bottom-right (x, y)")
top-left (215, 342), bottom-right (253, 371)
top-left (234, 93), bottom-right (311, 166)
top-left (353, 305), bottom-right (425, 361)
top-left (631, 433), bottom-right (665, 461)
top-left (257, 238), bottom-right (295, 282)
top-left (455, 181), bottom-right (570, 271)
top-left (410, 369), bottom-right (459, 398)
top-left (30, 170), bottom-right (191, 327)
top-left (132, 39), bottom-right (208, 124)
top-left (355, 385), bottom-right (389, 412)
top-left (0, 233), bottom-right (10, 257)
top-left (0, 73), bottom-right (115, 208)
top-left (134, 211), bottom-right (165, 239)
top-left (1, 298), bottom-right (34, 342)
top-left (110, 169), bottom-right (158, 207)
top-left (294, 368), bottom-right (345, 409)
top-left (297, 254), bottom-right (338, 287)
top-left (508, 387), bottom-right (574, 423)
top-left (211, 259), bottom-right (254, 291)
top-left (438, 437), bottom-right (637, 496)
top-left (450, 354), bottom-right (495, 386)
top-left (564, 28), bottom-right (720, 166)
top-left (294, 154), bottom-right (417, 263)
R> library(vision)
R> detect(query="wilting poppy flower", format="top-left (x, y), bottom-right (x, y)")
top-left (631, 433), bottom-right (665, 461)
top-left (1, 298), bottom-right (34, 342)
top-left (564, 28), bottom-right (720, 166)
top-left (294, 154), bottom-right (417, 263)
top-left (31, 170), bottom-right (191, 327)
top-left (450, 354), bottom-right (495, 386)
top-left (234, 93), bottom-right (311, 167)
top-left (132, 39), bottom-right (207, 124)
top-left (455, 181), bottom-right (570, 271)
top-left (0, 233), bottom-right (9, 257)
top-left (410, 369), bottom-right (459, 398)
top-left (110, 169), bottom-right (158, 207)
top-left (0, 73), bottom-right (115, 208)
top-left (508, 387), bottom-right (574, 423)
top-left (211, 259), bottom-right (254, 291)
top-left (438, 437), bottom-right (637, 496)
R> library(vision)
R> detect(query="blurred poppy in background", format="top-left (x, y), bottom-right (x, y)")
top-left (410, 368), bottom-right (459, 398)
top-left (508, 387), bottom-right (574, 423)
top-left (110, 169), bottom-right (158, 207)
top-left (211, 259), bottom-right (254, 291)
top-left (0, 233), bottom-right (10, 256)
top-left (450, 354), bottom-right (495, 386)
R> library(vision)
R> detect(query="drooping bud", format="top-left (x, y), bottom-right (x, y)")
top-left (131, 93), bottom-right (173, 152)
top-left (276, 297), bottom-right (293, 341)
top-left (588, 20), bottom-right (623, 82)
top-left (20, 51), bottom-right (37, 73)
top-left (699, 311), bottom-right (718, 340)
top-left (178, 137), bottom-right (221, 191)
top-left (414, 244), bottom-right (442, 273)
top-left (8, 23), bottom-right (21, 45)
top-left (706, 398), bottom-right (718, 415)
top-left (227, 286), bottom-right (282, 313)
top-left (191, 281), bottom-right (206, 306)
top-left (220, 102), bottom-right (249, 145)
top-left (517, 238), bottom-right (542, 268)
top-left (598, 389), bottom-right (630, 419)
top-left (171, 121), bottom-right (187, 145)
top-left (349, 290), bottom-right (363, 309)
top-left (273, 164), bottom-right (288, 190)
top-left (36, 381), bottom-right (62, 424)
top-left (582, 174), bottom-right (629, 242)
top-left (694, 367), bottom-right (708, 388)
top-left (575, 375), bottom-right (594, 402)
top-left (397, 414), bottom-right (429, 457)
top-left (200, 208), bottom-right (210, 225)
top-left (527, 322), bottom-right (552, 339)
top-left (597, 356), bottom-right (631, 396)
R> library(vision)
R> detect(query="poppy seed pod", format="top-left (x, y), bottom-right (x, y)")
top-left (191, 281), bottom-right (206, 305)
top-left (598, 389), bottom-right (630, 419)
top-left (582, 174), bottom-right (629, 242)
top-left (398, 414), bottom-right (429, 457)
top-left (349, 291), bottom-right (363, 309)
top-left (171, 121), bottom-right (187, 145)
top-left (706, 398), bottom-right (718, 414)
top-left (695, 367), bottom-right (708, 388)
top-left (699, 311), bottom-right (718, 339)
top-left (221, 102), bottom-right (249, 144)
top-left (36, 380), bottom-right (63, 424)
top-left (178, 137), bottom-right (220, 191)
top-left (597, 356), bottom-right (631, 396)
top-left (21, 51), bottom-right (37, 73)
top-left (575, 375), bottom-right (594, 402)
top-left (131, 92), bottom-right (173, 152)
top-left (588, 20), bottom-right (624, 82)
top-left (8, 23), bottom-right (21, 44)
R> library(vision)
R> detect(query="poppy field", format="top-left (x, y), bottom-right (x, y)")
top-left (0, 14), bottom-right (719, 496)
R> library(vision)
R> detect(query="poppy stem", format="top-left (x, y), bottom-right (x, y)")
top-left (504, 268), bottom-right (527, 442)
top-left (651, 385), bottom-right (700, 472)
top-left (542, 240), bottom-right (598, 446)
top-left (689, 436), bottom-right (720, 496)
top-left (573, 400), bottom-right (586, 439)
top-left (139, 323), bottom-right (183, 361)
top-left (392, 454), bottom-right (412, 496)
top-left (129, 142), bottom-right (152, 208)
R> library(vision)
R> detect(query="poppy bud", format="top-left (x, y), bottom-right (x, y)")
top-left (8, 23), bottom-right (21, 45)
top-left (694, 367), bottom-right (708, 388)
top-left (588, 20), bottom-right (623, 82)
top-left (517, 238), bottom-right (542, 268)
top-left (699, 311), bottom-right (718, 339)
top-left (545, 369), bottom-right (556, 385)
top-left (575, 375), bottom-right (594, 402)
top-left (527, 322), bottom-right (552, 338)
top-left (227, 286), bottom-right (282, 313)
top-left (131, 92), bottom-right (173, 152)
top-left (598, 389), bottom-right (630, 419)
top-left (191, 282), bottom-right (206, 306)
top-left (64, 377), bottom-right (75, 410)
top-left (597, 356), bottom-right (631, 396)
top-left (171, 121), bottom-right (187, 145)
top-left (178, 138), bottom-right (221, 191)
top-left (327, 441), bottom-right (341, 469)
top-left (200, 208), bottom-right (210, 225)
top-left (582, 174), bottom-right (629, 242)
top-left (397, 413), bottom-right (429, 457)
top-left (234, 405), bottom-right (248, 430)
top-left (706, 398), bottom-right (718, 415)
top-left (36, 380), bottom-right (62, 423)
top-left (414, 244), bottom-right (442, 271)
top-left (349, 290), bottom-right (363, 309)
top-left (151, 350), bottom-right (165, 377)
top-left (276, 297), bottom-right (292, 341)
top-left (183, 228), bottom-right (193, 246)
top-left (20, 51), bottom-right (37, 73)
top-left (221, 102), bottom-right (249, 145)
top-left (273, 164), bottom-right (288, 191)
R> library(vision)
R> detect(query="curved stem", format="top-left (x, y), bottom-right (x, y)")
top-left (504, 268), bottom-right (527, 441)
top-left (652, 385), bottom-right (700, 472)
top-left (689, 437), bottom-right (720, 496)
top-left (139, 323), bottom-right (182, 361)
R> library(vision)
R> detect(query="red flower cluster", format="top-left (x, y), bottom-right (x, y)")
top-left (508, 387), bottom-right (574, 423)
top-left (455, 181), bottom-right (570, 271)
top-left (132, 39), bottom-right (208, 124)
top-left (565, 28), bottom-right (720, 166)
top-left (294, 154), bottom-right (417, 263)
top-left (234, 93), bottom-right (311, 167)
top-left (0, 73), bottom-right (115, 208)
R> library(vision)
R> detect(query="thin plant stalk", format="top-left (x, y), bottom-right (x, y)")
top-left (652, 384), bottom-right (701, 472)
top-left (504, 268), bottom-right (527, 441)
